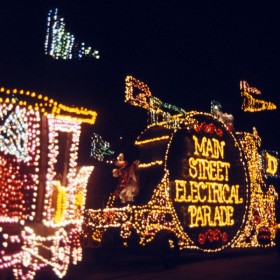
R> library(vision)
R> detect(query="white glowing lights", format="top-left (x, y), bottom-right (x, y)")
top-left (90, 133), bottom-right (114, 162)
top-left (45, 9), bottom-right (100, 60)
top-left (0, 86), bottom-right (95, 279)
top-left (125, 76), bottom-right (187, 124)
top-left (84, 111), bottom-right (278, 253)
top-left (0, 105), bottom-right (30, 161)
top-left (83, 78), bottom-right (279, 257)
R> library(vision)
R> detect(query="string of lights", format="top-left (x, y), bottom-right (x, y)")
top-left (125, 76), bottom-right (186, 125)
top-left (90, 133), bottom-right (114, 162)
top-left (45, 9), bottom-right (100, 60)
top-left (0, 87), bottom-right (95, 279)
top-left (82, 79), bottom-right (279, 256)
top-left (240, 81), bottom-right (277, 112)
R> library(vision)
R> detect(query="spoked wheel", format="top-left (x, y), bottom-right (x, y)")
top-left (13, 252), bottom-right (38, 280)
top-left (51, 229), bottom-right (71, 278)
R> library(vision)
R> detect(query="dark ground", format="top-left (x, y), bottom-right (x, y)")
top-left (31, 247), bottom-right (280, 280)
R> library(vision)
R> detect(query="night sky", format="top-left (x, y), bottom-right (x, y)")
top-left (1, 1), bottom-right (280, 202)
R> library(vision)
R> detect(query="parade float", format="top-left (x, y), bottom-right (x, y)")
top-left (82, 77), bottom-right (280, 266)
top-left (0, 87), bottom-right (96, 279)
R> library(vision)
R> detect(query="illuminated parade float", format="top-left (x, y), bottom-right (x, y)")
top-left (0, 87), bottom-right (96, 279)
top-left (83, 77), bottom-right (280, 265)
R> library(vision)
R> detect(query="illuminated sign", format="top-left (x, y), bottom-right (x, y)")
top-left (169, 114), bottom-right (248, 251)
top-left (261, 150), bottom-right (279, 179)
top-left (83, 77), bottom-right (278, 256)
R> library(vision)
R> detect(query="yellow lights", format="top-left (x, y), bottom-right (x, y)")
top-left (187, 136), bottom-right (231, 183)
top-left (0, 86), bottom-right (97, 125)
top-left (74, 192), bottom-right (85, 210)
top-left (241, 91), bottom-right (277, 112)
top-left (173, 126), bottom-right (244, 233)
top-left (125, 76), bottom-right (152, 110)
top-left (189, 158), bottom-right (230, 181)
top-left (193, 135), bottom-right (225, 159)
top-left (125, 76), bottom-right (187, 125)
top-left (52, 181), bottom-right (67, 225)
top-left (265, 153), bottom-right (278, 176)
top-left (57, 103), bottom-right (97, 125)
top-left (231, 130), bottom-right (278, 249)
top-left (135, 135), bottom-right (170, 146)
top-left (188, 205), bottom-right (234, 228)
top-left (138, 160), bottom-right (163, 168)
top-left (175, 180), bottom-right (242, 228)
top-left (83, 176), bottom-right (189, 248)
top-left (42, 116), bottom-right (94, 230)
top-left (240, 81), bottom-right (277, 112)
top-left (0, 86), bottom-right (95, 279)
top-left (83, 104), bottom-right (278, 255)
top-left (262, 151), bottom-right (279, 178)
top-left (174, 180), bottom-right (243, 205)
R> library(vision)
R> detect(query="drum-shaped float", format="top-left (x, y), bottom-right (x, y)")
top-left (136, 112), bottom-right (250, 251)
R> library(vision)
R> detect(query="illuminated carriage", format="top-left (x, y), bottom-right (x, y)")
top-left (0, 87), bottom-right (96, 279)
top-left (83, 77), bottom-right (279, 263)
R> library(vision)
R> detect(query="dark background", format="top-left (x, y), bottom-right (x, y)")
top-left (1, 0), bottom-right (280, 207)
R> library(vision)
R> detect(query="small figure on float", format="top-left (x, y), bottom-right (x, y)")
top-left (211, 100), bottom-right (235, 131)
top-left (112, 153), bottom-right (140, 204)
